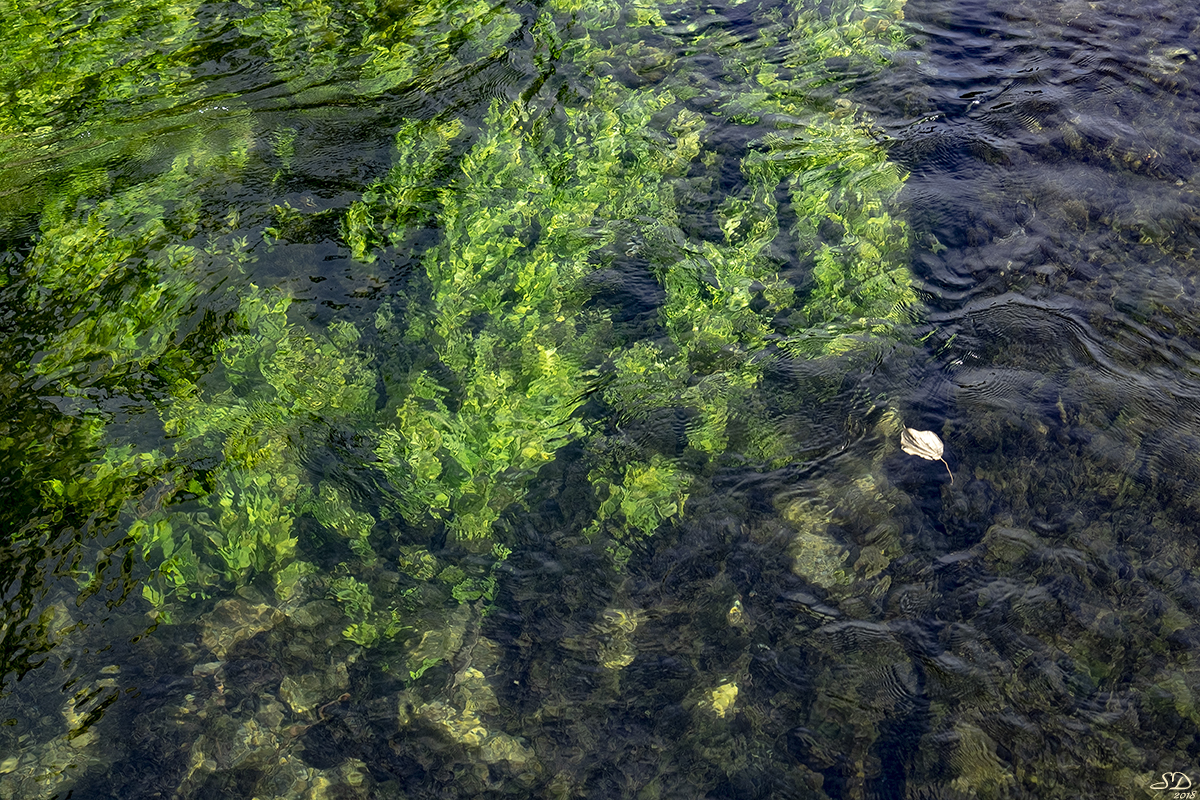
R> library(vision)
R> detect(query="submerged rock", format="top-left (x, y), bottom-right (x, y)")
top-left (199, 598), bottom-right (286, 659)
top-left (279, 662), bottom-right (351, 717)
top-left (781, 497), bottom-right (850, 589)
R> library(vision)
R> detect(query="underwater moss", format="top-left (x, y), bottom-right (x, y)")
top-left (148, 288), bottom-right (376, 602)
top-left (347, 0), bottom-right (920, 551)
top-left (372, 80), bottom-right (703, 543)
top-left (0, 0), bottom-right (933, 793)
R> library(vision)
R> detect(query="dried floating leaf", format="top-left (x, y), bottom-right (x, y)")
top-left (901, 428), bottom-right (954, 483)
top-left (900, 428), bottom-right (943, 460)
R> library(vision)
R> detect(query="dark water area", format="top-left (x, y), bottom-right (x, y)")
top-left (2, 0), bottom-right (1200, 796)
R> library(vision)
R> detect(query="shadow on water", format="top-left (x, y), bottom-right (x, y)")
top-left (865, 0), bottom-right (1200, 793)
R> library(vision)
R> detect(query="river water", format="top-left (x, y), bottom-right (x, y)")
top-left (1, 0), bottom-right (1199, 796)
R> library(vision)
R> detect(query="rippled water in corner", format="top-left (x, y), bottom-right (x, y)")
top-left (2, 0), bottom-right (1200, 796)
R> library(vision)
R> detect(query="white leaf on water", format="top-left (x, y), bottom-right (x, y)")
top-left (901, 428), bottom-right (954, 483)
top-left (900, 428), bottom-right (943, 460)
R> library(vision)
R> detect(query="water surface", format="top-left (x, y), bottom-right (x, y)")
top-left (1, 0), bottom-right (1199, 796)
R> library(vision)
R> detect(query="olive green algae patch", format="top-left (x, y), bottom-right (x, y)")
top-left (0, 0), bottom-right (919, 656)
top-left (348, 0), bottom-right (919, 548)
top-left (0, 0), bottom-right (923, 794)
top-left (361, 80), bottom-right (706, 543)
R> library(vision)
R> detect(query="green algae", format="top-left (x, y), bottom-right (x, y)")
top-left (370, 85), bottom-right (674, 542)
top-left (0, 0), bottom-right (931, 794)
top-left (345, 0), bottom-right (919, 554)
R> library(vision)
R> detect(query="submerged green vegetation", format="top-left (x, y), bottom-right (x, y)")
top-left (7, 0), bottom-right (1198, 795)
top-left (350, 0), bottom-right (917, 556)
top-left (0, 0), bottom-right (917, 787)
top-left (0, 0), bottom-right (915, 575)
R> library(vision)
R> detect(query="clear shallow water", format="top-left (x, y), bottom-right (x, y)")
top-left (2, 0), bottom-right (1200, 797)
